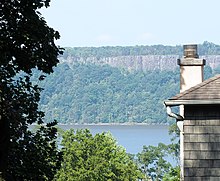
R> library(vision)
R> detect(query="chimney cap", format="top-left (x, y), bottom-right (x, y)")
top-left (183, 44), bottom-right (199, 58)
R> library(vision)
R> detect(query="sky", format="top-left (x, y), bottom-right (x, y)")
top-left (41, 0), bottom-right (220, 47)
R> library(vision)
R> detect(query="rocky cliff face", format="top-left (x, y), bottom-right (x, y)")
top-left (59, 55), bottom-right (220, 71)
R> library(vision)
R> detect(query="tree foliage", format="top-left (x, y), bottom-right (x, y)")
top-left (62, 44), bottom-right (183, 59)
top-left (135, 123), bottom-right (180, 181)
top-left (37, 60), bottom-right (215, 125)
top-left (162, 166), bottom-right (180, 181)
top-left (137, 143), bottom-right (172, 181)
top-left (62, 41), bottom-right (220, 59)
top-left (0, 0), bottom-right (62, 179)
top-left (0, 0), bottom-right (61, 74)
top-left (38, 63), bottom-right (179, 124)
top-left (55, 129), bottom-right (145, 181)
top-left (8, 121), bottom-right (62, 180)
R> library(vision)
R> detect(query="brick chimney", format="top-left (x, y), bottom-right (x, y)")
top-left (178, 44), bottom-right (206, 93)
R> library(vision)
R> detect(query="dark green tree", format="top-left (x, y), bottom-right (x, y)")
top-left (0, 0), bottom-right (62, 180)
top-left (55, 129), bottom-right (145, 181)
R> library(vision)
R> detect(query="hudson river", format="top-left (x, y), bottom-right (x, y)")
top-left (59, 124), bottom-right (171, 154)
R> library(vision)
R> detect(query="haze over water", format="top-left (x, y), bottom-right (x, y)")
top-left (59, 124), bottom-right (170, 154)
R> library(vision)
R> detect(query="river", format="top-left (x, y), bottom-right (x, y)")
top-left (59, 124), bottom-right (171, 154)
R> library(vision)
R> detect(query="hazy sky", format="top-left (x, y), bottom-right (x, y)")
top-left (41, 0), bottom-right (220, 47)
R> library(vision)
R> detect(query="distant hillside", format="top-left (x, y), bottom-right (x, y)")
top-left (36, 42), bottom-right (220, 124)
top-left (59, 41), bottom-right (220, 71)
top-left (60, 54), bottom-right (220, 71)
top-left (38, 63), bottom-right (180, 124)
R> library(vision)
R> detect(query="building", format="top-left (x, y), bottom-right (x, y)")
top-left (165, 45), bottom-right (220, 181)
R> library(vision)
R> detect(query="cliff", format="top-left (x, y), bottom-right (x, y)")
top-left (59, 55), bottom-right (220, 71)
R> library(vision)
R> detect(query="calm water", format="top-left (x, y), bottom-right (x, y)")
top-left (59, 124), bottom-right (171, 154)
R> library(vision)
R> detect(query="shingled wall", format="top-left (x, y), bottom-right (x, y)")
top-left (184, 105), bottom-right (220, 181)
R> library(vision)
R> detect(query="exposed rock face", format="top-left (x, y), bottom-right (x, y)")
top-left (60, 55), bottom-right (220, 71)
top-left (202, 55), bottom-right (220, 69)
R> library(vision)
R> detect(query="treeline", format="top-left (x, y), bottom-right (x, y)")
top-left (62, 45), bottom-right (182, 59)
top-left (37, 62), bottom-right (215, 124)
top-left (62, 41), bottom-right (220, 59)
top-left (38, 63), bottom-right (179, 124)
top-left (55, 127), bottom-right (180, 180)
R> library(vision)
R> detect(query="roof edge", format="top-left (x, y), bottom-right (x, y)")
top-left (170, 74), bottom-right (220, 100)
top-left (164, 99), bottom-right (220, 107)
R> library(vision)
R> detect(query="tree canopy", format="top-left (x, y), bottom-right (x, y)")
top-left (0, 0), bottom-right (61, 74)
top-left (62, 41), bottom-right (220, 59)
top-left (38, 63), bottom-right (180, 124)
top-left (55, 129), bottom-right (145, 181)
top-left (36, 62), bottom-right (214, 125)
top-left (0, 0), bottom-right (62, 179)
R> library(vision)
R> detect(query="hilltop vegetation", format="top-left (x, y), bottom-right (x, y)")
top-left (38, 63), bottom-right (179, 124)
top-left (38, 62), bottom-right (213, 124)
top-left (62, 41), bottom-right (220, 59)
top-left (37, 42), bottom-right (220, 125)
top-left (60, 42), bottom-right (220, 72)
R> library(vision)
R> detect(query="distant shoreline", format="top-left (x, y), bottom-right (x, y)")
top-left (57, 122), bottom-right (170, 126)
top-left (31, 122), bottom-right (170, 127)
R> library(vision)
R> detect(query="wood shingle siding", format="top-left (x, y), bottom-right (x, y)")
top-left (184, 105), bottom-right (220, 180)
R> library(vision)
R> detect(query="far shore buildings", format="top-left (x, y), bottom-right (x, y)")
top-left (165, 45), bottom-right (220, 181)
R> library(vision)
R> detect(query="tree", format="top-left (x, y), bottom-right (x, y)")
top-left (137, 143), bottom-right (172, 181)
top-left (168, 123), bottom-right (180, 165)
top-left (7, 121), bottom-right (62, 180)
top-left (55, 129), bottom-right (145, 181)
top-left (38, 63), bottom-right (180, 124)
top-left (0, 0), bottom-right (62, 179)
top-left (162, 166), bottom-right (180, 181)
top-left (136, 123), bottom-right (180, 181)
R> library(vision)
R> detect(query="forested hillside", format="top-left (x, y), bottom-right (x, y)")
top-left (60, 41), bottom-right (220, 71)
top-left (38, 63), bottom-right (179, 124)
top-left (62, 41), bottom-right (220, 58)
top-left (38, 42), bottom-right (220, 124)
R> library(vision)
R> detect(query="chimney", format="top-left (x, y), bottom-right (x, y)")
top-left (177, 45), bottom-right (206, 180)
top-left (178, 44), bottom-right (206, 93)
